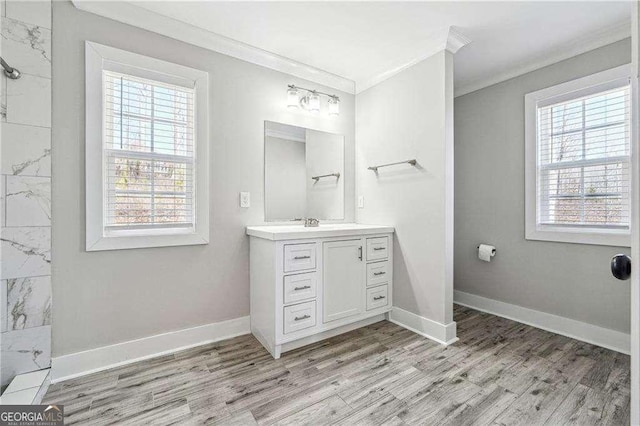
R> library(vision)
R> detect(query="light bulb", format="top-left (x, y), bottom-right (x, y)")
top-left (287, 86), bottom-right (299, 109)
top-left (308, 91), bottom-right (320, 113)
top-left (328, 96), bottom-right (340, 116)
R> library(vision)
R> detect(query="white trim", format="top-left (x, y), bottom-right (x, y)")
top-left (51, 316), bottom-right (250, 383)
top-left (265, 128), bottom-right (306, 143)
top-left (356, 26), bottom-right (470, 94)
top-left (456, 20), bottom-right (631, 98)
top-left (389, 307), bottom-right (458, 345)
top-left (524, 65), bottom-right (633, 248)
top-left (629, 4), bottom-right (639, 423)
top-left (524, 225), bottom-right (631, 247)
top-left (454, 290), bottom-right (630, 355)
top-left (446, 27), bottom-right (472, 55)
top-left (72, 0), bottom-right (355, 94)
top-left (85, 41), bottom-right (210, 251)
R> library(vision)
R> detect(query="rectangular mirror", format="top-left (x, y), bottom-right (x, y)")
top-left (265, 121), bottom-right (344, 222)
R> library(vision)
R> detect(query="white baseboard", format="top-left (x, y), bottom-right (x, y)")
top-left (51, 316), bottom-right (250, 383)
top-left (454, 290), bottom-right (630, 355)
top-left (389, 307), bottom-right (458, 345)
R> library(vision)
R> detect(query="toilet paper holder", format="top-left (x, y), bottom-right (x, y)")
top-left (476, 245), bottom-right (497, 252)
top-left (477, 244), bottom-right (497, 262)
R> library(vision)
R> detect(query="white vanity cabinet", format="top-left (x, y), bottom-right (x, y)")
top-left (323, 239), bottom-right (365, 323)
top-left (247, 224), bottom-right (394, 359)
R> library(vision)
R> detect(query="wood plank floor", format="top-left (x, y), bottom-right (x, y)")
top-left (43, 305), bottom-right (630, 425)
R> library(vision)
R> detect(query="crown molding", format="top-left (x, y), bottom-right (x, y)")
top-left (71, 0), bottom-right (356, 94)
top-left (446, 27), bottom-right (472, 54)
top-left (355, 26), bottom-right (470, 94)
top-left (455, 20), bottom-right (631, 98)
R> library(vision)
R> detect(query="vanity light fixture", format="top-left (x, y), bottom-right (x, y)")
top-left (308, 91), bottom-right (321, 113)
top-left (286, 84), bottom-right (340, 116)
top-left (286, 86), bottom-right (299, 109)
top-left (328, 96), bottom-right (340, 116)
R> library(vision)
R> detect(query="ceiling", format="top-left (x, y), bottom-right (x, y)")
top-left (100, 1), bottom-right (633, 96)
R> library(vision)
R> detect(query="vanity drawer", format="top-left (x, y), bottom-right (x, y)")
top-left (367, 261), bottom-right (390, 287)
top-left (366, 237), bottom-right (389, 261)
top-left (366, 285), bottom-right (389, 311)
top-left (283, 272), bottom-right (317, 305)
top-left (283, 301), bottom-right (316, 334)
top-left (284, 243), bottom-right (317, 273)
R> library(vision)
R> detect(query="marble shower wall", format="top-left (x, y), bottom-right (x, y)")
top-left (0, 1), bottom-right (52, 388)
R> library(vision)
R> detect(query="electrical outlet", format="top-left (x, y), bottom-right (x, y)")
top-left (358, 196), bottom-right (364, 209)
top-left (240, 192), bottom-right (250, 208)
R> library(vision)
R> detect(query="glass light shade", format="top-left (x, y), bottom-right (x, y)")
top-left (287, 87), bottom-right (299, 109)
top-left (328, 97), bottom-right (340, 116)
top-left (308, 92), bottom-right (320, 113)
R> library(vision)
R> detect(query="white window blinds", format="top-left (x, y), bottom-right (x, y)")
top-left (103, 71), bottom-right (196, 231)
top-left (536, 85), bottom-right (631, 229)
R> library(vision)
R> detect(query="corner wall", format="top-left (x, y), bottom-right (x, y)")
top-left (454, 38), bottom-right (632, 335)
top-left (356, 50), bottom-right (456, 338)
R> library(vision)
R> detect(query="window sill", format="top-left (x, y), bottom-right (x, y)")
top-left (105, 227), bottom-right (195, 238)
top-left (525, 226), bottom-right (630, 247)
top-left (86, 230), bottom-right (209, 251)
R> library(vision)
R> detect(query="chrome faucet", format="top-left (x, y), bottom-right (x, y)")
top-left (304, 218), bottom-right (319, 227)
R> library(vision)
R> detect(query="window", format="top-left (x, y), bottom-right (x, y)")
top-left (104, 72), bottom-right (194, 230)
top-left (525, 65), bottom-right (632, 247)
top-left (86, 42), bottom-right (209, 251)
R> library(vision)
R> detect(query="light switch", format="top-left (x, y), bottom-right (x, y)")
top-left (358, 196), bottom-right (364, 209)
top-left (240, 192), bottom-right (250, 208)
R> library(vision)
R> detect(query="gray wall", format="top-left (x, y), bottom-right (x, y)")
top-left (357, 50), bottom-right (455, 327)
top-left (52, 1), bottom-right (355, 356)
top-left (454, 38), bottom-right (632, 333)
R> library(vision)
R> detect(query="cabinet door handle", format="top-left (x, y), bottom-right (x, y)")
top-left (373, 296), bottom-right (386, 300)
top-left (294, 285), bottom-right (311, 290)
top-left (373, 272), bottom-right (386, 276)
top-left (358, 246), bottom-right (363, 261)
top-left (294, 255), bottom-right (311, 260)
top-left (294, 314), bottom-right (311, 321)
top-left (373, 247), bottom-right (386, 251)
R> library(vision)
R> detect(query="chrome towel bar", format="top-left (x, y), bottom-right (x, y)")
top-left (312, 172), bottom-right (340, 181)
top-left (368, 159), bottom-right (417, 172)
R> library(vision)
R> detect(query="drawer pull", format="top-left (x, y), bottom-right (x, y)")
top-left (294, 285), bottom-right (311, 291)
top-left (373, 271), bottom-right (386, 276)
top-left (373, 247), bottom-right (386, 251)
top-left (294, 314), bottom-right (311, 321)
top-left (373, 296), bottom-right (386, 300)
top-left (294, 255), bottom-right (311, 260)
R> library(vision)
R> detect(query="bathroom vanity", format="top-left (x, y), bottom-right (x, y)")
top-left (247, 224), bottom-right (394, 358)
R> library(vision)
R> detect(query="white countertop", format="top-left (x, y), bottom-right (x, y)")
top-left (246, 223), bottom-right (395, 241)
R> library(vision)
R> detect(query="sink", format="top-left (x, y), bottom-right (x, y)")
top-left (246, 223), bottom-right (395, 241)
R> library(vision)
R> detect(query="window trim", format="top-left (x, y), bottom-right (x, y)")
top-left (525, 64), bottom-right (632, 247)
top-left (85, 41), bottom-right (209, 251)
